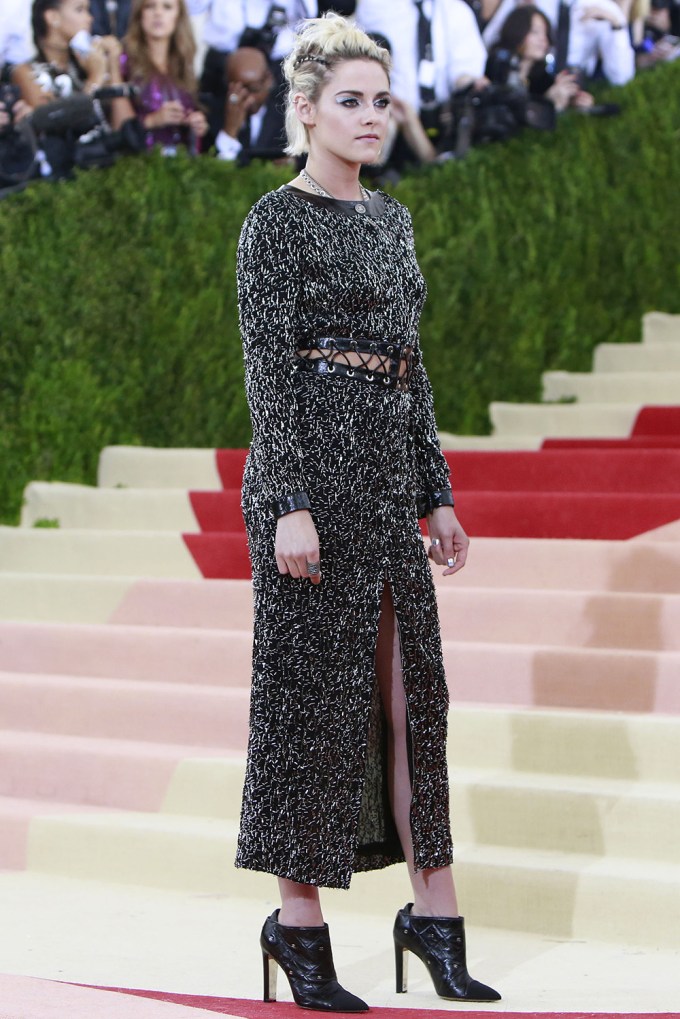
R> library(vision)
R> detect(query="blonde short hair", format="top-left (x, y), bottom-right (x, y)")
top-left (282, 13), bottom-right (391, 157)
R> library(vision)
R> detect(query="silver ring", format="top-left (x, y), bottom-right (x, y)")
top-left (307, 561), bottom-right (320, 576)
top-left (430, 538), bottom-right (440, 547)
top-left (447, 557), bottom-right (455, 568)
top-left (228, 93), bottom-right (239, 104)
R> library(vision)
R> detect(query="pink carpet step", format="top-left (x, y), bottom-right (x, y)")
top-left (0, 730), bottom-right (236, 813)
top-left (0, 621), bottom-right (251, 685)
top-left (0, 673), bottom-right (250, 748)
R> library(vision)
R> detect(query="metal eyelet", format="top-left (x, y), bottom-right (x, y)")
top-left (328, 364), bottom-right (335, 373)
top-left (347, 369), bottom-right (354, 377)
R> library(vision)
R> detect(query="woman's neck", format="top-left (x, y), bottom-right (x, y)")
top-left (518, 56), bottom-right (532, 83)
top-left (40, 38), bottom-right (69, 69)
top-left (146, 37), bottom-right (170, 75)
top-left (303, 155), bottom-right (364, 201)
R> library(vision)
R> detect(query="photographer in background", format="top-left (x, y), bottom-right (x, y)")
top-left (89, 0), bottom-right (133, 36)
top-left (486, 5), bottom-right (594, 108)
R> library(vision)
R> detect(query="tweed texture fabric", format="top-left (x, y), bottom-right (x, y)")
top-left (235, 185), bottom-right (455, 889)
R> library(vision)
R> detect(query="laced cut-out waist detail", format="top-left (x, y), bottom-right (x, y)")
top-left (295, 336), bottom-right (413, 392)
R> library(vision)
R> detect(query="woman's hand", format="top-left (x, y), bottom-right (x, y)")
top-left (427, 506), bottom-right (469, 577)
top-left (546, 71), bottom-right (580, 111)
top-left (145, 100), bottom-right (186, 129)
top-left (186, 109), bottom-right (208, 138)
top-left (81, 38), bottom-right (110, 88)
top-left (275, 509), bottom-right (321, 585)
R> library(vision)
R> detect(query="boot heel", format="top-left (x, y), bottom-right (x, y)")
top-left (262, 949), bottom-right (278, 1002)
top-left (395, 943), bottom-right (408, 993)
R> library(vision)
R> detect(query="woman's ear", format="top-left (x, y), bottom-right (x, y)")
top-left (293, 92), bottom-right (316, 127)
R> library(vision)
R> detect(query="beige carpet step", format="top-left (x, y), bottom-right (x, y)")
top-left (643, 311), bottom-right (680, 344)
top-left (542, 371), bottom-right (680, 404)
top-left (0, 528), bottom-right (202, 578)
top-left (21, 484), bottom-right (202, 531)
top-left (98, 446), bottom-right (222, 490)
top-left (450, 705), bottom-right (680, 783)
top-left (489, 401), bottom-right (640, 437)
top-left (0, 673), bottom-right (250, 749)
top-left (23, 810), bottom-right (680, 947)
top-left (593, 342), bottom-right (680, 373)
top-left (437, 433), bottom-right (542, 450)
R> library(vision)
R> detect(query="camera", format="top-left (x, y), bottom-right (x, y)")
top-left (238, 4), bottom-right (287, 57)
top-left (0, 84), bottom-right (21, 136)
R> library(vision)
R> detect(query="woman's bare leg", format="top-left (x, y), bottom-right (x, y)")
top-left (375, 584), bottom-right (459, 918)
top-left (278, 877), bottom-right (324, 926)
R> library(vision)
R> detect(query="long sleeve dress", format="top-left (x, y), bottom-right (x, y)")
top-left (235, 185), bottom-right (455, 890)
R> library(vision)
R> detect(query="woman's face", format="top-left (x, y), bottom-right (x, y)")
top-left (141, 0), bottom-right (181, 42)
top-left (521, 14), bottom-right (550, 62)
top-left (51, 0), bottom-right (92, 44)
top-left (302, 58), bottom-right (391, 166)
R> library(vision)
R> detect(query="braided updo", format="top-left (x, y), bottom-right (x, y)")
top-left (282, 13), bottom-right (391, 156)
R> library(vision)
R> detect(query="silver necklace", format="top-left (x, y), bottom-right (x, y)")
top-left (300, 167), bottom-right (370, 203)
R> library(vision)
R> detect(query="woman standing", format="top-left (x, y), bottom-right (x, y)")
top-left (236, 13), bottom-right (500, 1012)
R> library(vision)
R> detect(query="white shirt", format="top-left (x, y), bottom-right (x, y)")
top-left (0, 0), bottom-right (33, 69)
top-left (356, 0), bottom-right (487, 109)
top-left (187, 0), bottom-right (316, 59)
top-left (483, 0), bottom-right (634, 86)
top-left (216, 104), bottom-right (267, 159)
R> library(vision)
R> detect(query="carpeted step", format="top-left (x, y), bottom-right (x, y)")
top-left (0, 528), bottom-right (204, 577)
top-left (0, 673), bottom-right (250, 748)
top-left (490, 402), bottom-right (641, 437)
top-left (542, 371), bottom-right (680, 404)
top-left (0, 621), bottom-right (252, 685)
top-left (632, 405), bottom-right (680, 436)
top-left (542, 437), bottom-right (680, 449)
top-left (98, 447), bottom-right (222, 490)
top-left (21, 483), bottom-right (211, 531)
top-left (593, 342), bottom-right (680, 372)
top-left (450, 449), bottom-right (680, 493)
top-left (22, 810), bottom-right (680, 947)
top-left (457, 490), bottom-right (680, 539)
top-left (643, 311), bottom-right (680, 344)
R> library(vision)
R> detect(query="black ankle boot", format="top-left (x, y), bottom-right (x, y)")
top-left (261, 909), bottom-right (369, 1012)
top-left (393, 903), bottom-right (500, 1002)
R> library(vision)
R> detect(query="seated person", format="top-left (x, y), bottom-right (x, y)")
top-left (487, 5), bottom-right (594, 109)
top-left (187, 0), bottom-right (317, 109)
top-left (120, 0), bottom-right (208, 152)
top-left (31, 0), bottom-right (125, 98)
top-left (356, 0), bottom-right (489, 147)
top-left (484, 0), bottom-right (635, 85)
top-left (637, 0), bottom-right (680, 65)
top-left (214, 45), bottom-right (287, 162)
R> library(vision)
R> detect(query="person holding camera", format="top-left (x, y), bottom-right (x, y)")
top-left (486, 5), bottom-right (594, 109)
top-left (119, 0), bottom-right (208, 153)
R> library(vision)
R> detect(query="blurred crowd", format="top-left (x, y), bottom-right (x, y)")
top-left (1, 0), bottom-right (679, 191)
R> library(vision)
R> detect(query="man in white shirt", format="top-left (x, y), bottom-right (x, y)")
top-left (1, 0), bottom-right (36, 130)
top-left (188, 0), bottom-right (316, 63)
top-left (483, 0), bottom-right (635, 86)
top-left (356, 0), bottom-right (488, 111)
top-left (214, 45), bottom-right (285, 162)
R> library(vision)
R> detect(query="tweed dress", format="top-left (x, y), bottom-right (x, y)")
top-left (235, 185), bottom-right (455, 890)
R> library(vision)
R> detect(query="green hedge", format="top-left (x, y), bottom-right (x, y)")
top-left (1, 62), bottom-right (679, 523)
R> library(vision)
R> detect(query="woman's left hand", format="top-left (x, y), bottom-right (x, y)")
top-left (427, 506), bottom-right (469, 576)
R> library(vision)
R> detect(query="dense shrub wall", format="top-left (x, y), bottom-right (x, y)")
top-left (1, 62), bottom-right (679, 523)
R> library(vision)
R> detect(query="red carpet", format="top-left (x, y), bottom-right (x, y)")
top-left (182, 405), bottom-right (680, 577)
top-left (80, 987), bottom-right (680, 1019)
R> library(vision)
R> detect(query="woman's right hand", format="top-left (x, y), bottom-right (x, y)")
top-left (546, 71), bottom-right (580, 111)
top-left (275, 509), bottom-right (321, 584)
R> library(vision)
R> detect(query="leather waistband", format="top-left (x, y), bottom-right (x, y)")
top-left (295, 336), bottom-right (413, 392)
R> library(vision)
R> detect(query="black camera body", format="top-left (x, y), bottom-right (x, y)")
top-left (0, 84), bottom-right (21, 135)
top-left (239, 3), bottom-right (287, 57)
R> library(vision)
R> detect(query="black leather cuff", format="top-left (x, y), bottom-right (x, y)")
top-left (417, 488), bottom-right (455, 518)
top-left (270, 491), bottom-right (312, 519)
